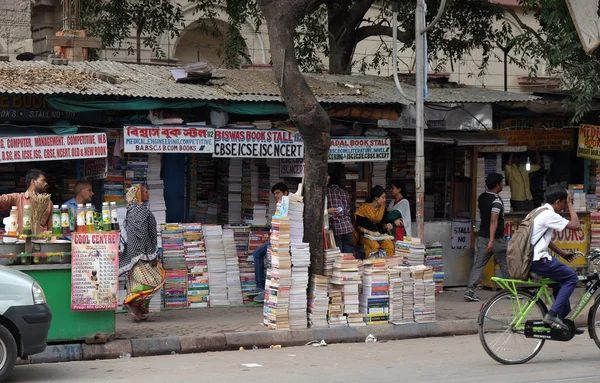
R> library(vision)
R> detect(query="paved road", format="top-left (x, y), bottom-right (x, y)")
top-left (7, 334), bottom-right (600, 383)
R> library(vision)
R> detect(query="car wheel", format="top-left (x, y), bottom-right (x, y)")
top-left (0, 324), bottom-right (17, 383)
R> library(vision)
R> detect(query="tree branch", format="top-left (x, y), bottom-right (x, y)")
top-left (355, 25), bottom-right (414, 44)
top-left (494, 4), bottom-right (545, 45)
top-left (347, 0), bottom-right (377, 30)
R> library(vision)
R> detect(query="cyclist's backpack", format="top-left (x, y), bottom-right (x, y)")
top-left (507, 207), bottom-right (549, 280)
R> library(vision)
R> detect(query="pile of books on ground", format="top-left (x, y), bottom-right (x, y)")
top-left (425, 242), bottom-right (444, 294)
top-left (230, 226), bottom-right (255, 304)
top-left (327, 284), bottom-right (347, 327)
top-left (360, 263), bottom-right (389, 325)
top-left (223, 227), bottom-right (243, 305)
top-left (411, 265), bottom-right (436, 323)
top-left (407, 239), bottom-right (425, 265)
top-left (263, 215), bottom-right (292, 330)
top-left (183, 223), bottom-right (209, 308)
top-left (324, 248), bottom-right (341, 277)
top-left (204, 225), bottom-right (230, 306)
top-left (394, 240), bottom-right (410, 262)
top-left (308, 274), bottom-right (329, 328)
top-left (330, 254), bottom-right (365, 327)
top-left (161, 223), bottom-right (187, 308)
top-left (288, 194), bottom-right (310, 329)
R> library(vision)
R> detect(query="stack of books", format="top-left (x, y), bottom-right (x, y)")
top-left (394, 240), bottom-right (410, 262)
top-left (161, 223), bottom-right (187, 308)
top-left (360, 266), bottom-right (389, 325)
top-left (288, 193), bottom-right (309, 329)
top-left (308, 274), bottom-right (329, 328)
top-left (412, 265), bottom-right (436, 323)
top-left (388, 267), bottom-right (403, 324)
top-left (371, 161), bottom-right (387, 189)
top-left (407, 239), bottom-right (425, 265)
top-left (499, 186), bottom-right (511, 213)
top-left (263, 216), bottom-right (292, 330)
top-left (330, 255), bottom-right (364, 326)
top-left (267, 159), bottom-right (281, 219)
top-left (183, 223), bottom-right (209, 308)
top-left (104, 169), bottom-right (125, 204)
top-left (327, 284), bottom-right (347, 327)
top-left (228, 159), bottom-right (243, 224)
top-left (204, 225), bottom-right (230, 306)
top-left (401, 267), bottom-right (415, 323)
top-left (324, 248), bottom-right (341, 277)
top-left (230, 226), bottom-right (255, 304)
top-left (569, 184), bottom-right (587, 212)
top-left (195, 156), bottom-right (218, 224)
top-left (591, 212), bottom-right (600, 254)
top-left (425, 241), bottom-right (444, 293)
top-left (223, 227), bottom-right (243, 305)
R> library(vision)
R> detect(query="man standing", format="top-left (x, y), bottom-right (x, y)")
top-left (326, 174), bottom-right (354, 254)
top-left (505, 152), bottom-right (541, 212)
top-left (530, 185), bottom-right (581, 331)
top-left (250, 182), bottom-right (289, 303)
top-left (64, 181), bottom-right (94, 231)
top-left (464, 173), bottom-right (510, 302)
top-left (0, 169), bottom-right (52, 233)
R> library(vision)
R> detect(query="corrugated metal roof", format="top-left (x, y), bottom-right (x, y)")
top-left (0, 60), bottom-right (539, 105)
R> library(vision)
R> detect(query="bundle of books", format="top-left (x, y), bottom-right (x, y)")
top-left (411, 265), bottom-right (436, 323)
top-left (324, 248), bottom-right (341, 277)
top-left (499, 186), bottom-right (511, 213)
top-left (330, 255), bottom-right (364, 326)
top-left (425, 241), bottom-right (444, 294)
top-left (204, 225), bottom-right (230, 306)
top-left (223, 228), bottom-right (243, 305)
top-left (400, 267), bottom-right (415, 323)
top-left (290, 242), bottom-right (310, 329)
top-left (161, 223), bottom-right (187, 308)
top-left (228, 159), bottom-right (243, 224)
top-left (308, 274), bottom-right (329, 328)
top-left (591, 211), bottom-right (600, 253)
top-left (388, 268), bottom-right (403, 324)
top-left (569, 184), bottom-right (587, 212)
top-left (263, 216), bottom-right (292, 330)
top-left (327, 285), bottom-right (347, 327)
top-left (394, 240), bottom-right (410, 261)
top-left (105, 169), bottom-right (125, 204)
top-left (183, 223), bottom-right (209, 308)
top-left (360, 266), bottom-right (389, 325)
top-left (371, 162), bottom-right (387, 189)
top-left (230, 226), bottom-right (255, 304)
top-left (408, 239), bottom-right (425, 265)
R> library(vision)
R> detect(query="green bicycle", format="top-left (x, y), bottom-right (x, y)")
top-left (478, 249), bottom-right (600, 365)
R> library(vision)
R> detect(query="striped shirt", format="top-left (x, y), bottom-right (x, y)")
top-left (478, 191), bottom-right (505, 239)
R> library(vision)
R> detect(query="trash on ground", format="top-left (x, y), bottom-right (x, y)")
top-left (241, 363), bottom-right (263, 368)
top-left (305, 339), bottom-right (327, 347)
top-left (365, 334), bottom-right (377, 343)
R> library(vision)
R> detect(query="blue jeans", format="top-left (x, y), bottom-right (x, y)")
top-left (530, 257), bottom-right (578, 318)
top-left (334, 233), bottom-right (354, 255)
top-left (253, 241), bottom-right (269, 290)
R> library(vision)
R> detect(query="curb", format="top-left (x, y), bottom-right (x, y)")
top-left (21, 319), bottom-right (479, 365)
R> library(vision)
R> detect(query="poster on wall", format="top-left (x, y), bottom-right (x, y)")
top-left (0, 133), bottom-right (107, 163)
top-left (576, 124), bottom-right (600, 159)
top-left (71, 233), bottom-right (119, 311)
top-left (329, 137), bottom-right (390, 162)
top-left (213, 129), bottom-right (304, 158)
top-left (280, 158), bottom-right (305, 178)
top-left (124, 125), bottom-right (215, 153)
top-left (83, 157), bottom-right (108, 180)
top-left (450, 219), bottom-right (471, 249)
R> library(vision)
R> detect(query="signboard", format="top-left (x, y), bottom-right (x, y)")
top-left (450, 219), bottom-right (472, 249)
top-left (492, 118), bottom-right (574, 151)
top-left (280, 158), bottom-right (305, 178)
top-left (83, 157), bottom-right (108, 180)
top-left (329, 137), bottom-right (390, 162)
top-left (577, 124), bottom-right (600, 159)
top-left (0, 133), bottom-right (107, 163)
top-left (0, 95), bottom-right (77, 121)
top-left (213, 129), bottom-right (304, 158)
top-left (504, 215), bottom-right (589, 268)
top-left (124, 125), bottom-right (214, 153)
top-left (71, 232), bottom-right (119, 311)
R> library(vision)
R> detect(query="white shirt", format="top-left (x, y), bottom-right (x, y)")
top-left (530, 203), bottom-right (569, 261)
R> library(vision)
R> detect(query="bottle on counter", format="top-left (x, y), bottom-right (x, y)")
top-left (110, 202), bottom-right (119, 231)
top-left (101, 202), bottom-right (112, 231)
top-left (6, 206), bottom-right (18, 236)
top-left (85, 203), bottom-right (94, 232)
top-left (51, 205), bottom-right (61, 235)
top-left (76, 204), bottom-right (86, 233)
top-left (60, 204), bottom-right (70, 235)
top-left (22, 205), bottom-right (32, 236)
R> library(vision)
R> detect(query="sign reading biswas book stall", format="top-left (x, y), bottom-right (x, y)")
top-left (124, 125), bottom-right (215, 153)
top-left (71, 232), bottom-right (120, 311)
top-left (213, 128), bottom-right (304, 158)
top-left (0, 133), bottom-right (107, 163)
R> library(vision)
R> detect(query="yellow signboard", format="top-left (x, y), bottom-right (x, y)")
top-left (577, 124), bottom-right (600, 159)
top-left (492, 118), bottom-right (574, 151)
top-left (504, 215), bottom-right (590, 268)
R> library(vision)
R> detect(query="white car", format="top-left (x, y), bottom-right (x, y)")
top-left (0, 265), bottom-right (52, 382)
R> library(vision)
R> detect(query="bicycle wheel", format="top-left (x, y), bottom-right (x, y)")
top-left (479, 288), bottom-right (548, 365)
top-left (587, 297), bottom-right (600, 349)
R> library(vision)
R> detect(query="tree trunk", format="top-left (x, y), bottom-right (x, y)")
top-left (327, 4), bottom-right (356, 75)
top-left (328, 39), bottom-right (356, 75)
top-left (258, 0), bottom-right (331, 276)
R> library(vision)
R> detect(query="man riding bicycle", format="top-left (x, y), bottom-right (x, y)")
top-left (530, 184), bottom-right (581, 332)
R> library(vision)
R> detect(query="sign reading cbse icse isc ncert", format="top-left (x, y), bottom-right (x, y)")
top-left (124, 125), bottom-right (215, 154)
top-left (213, 129), bottom-right (304, 158)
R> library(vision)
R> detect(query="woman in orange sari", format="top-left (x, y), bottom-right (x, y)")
top-left (354, 185), bottom-right (395, 258)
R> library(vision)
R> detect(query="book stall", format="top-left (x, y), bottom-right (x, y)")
top-left (0, 131), bottom-right (118, 342)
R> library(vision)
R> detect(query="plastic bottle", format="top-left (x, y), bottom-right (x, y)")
top-left (101, 202), bottom-right (112, 231)
top-left (22, 205), bottom-right (32, 236)
top-left (60, 205), bottom-right (70, 235)
top-left (110, 202), bottom-right (119, 231)
top-left (76, 204), bottom-right (86, 233)
top-left (51, 205), bottom-right (61, 235)
top-left (85, 203), bottom-right (95, 232)
top-left (7, 206), bottom-right (18, 236)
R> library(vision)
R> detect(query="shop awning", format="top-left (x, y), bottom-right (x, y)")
top-left (440, 132), bottom-right (508, 146)
top-left (391, 130), bottom-right (455, 144)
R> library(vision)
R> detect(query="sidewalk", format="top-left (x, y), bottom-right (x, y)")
top-left (20, 287), bottom-right (593, 365)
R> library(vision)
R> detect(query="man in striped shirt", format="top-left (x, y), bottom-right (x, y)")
top-left (464, 172), bottom-right (510, 302)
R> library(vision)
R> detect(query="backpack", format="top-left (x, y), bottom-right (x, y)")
top-left (507, 207), bottom-right (549, 280)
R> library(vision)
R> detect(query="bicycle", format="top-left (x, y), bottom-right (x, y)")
top-left (478, 249), bottom-right (600, 364)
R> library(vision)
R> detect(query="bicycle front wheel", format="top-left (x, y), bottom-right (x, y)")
top-left (587, 296), bottom-right (600, 349)
top-left (478, 289), bottom-right (548, 365)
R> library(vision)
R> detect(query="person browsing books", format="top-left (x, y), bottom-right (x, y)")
top-left (250, 182), bottom-right (289, 303)
top-left (326, 173), bottom-right (354, 254)
top-left (354, 185), bottom-right (395, 258)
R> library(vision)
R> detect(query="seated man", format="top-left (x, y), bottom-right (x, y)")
top-left (250, 182), bottom-right (289, 303)
top-left (530, 184), bottom-right (581, 332)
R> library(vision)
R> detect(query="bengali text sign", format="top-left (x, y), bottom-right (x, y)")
top-left (124, 125), bottom-right (214, 153)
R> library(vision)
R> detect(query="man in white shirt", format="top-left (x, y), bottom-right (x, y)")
top-left (529, 184), bottom-right (581, 331)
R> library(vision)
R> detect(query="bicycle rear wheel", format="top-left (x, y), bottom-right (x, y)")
top-left (587, 297), bottom-right (600, 349)
top-left (478, 289), bottom-right (548, 365)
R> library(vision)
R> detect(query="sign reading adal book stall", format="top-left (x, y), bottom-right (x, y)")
top-left (124, 125), bottom-right (215, 154)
